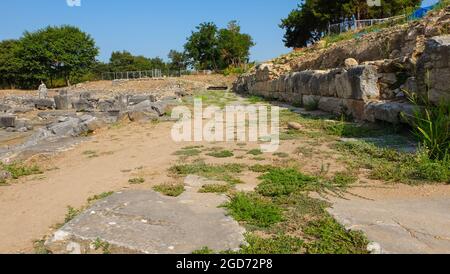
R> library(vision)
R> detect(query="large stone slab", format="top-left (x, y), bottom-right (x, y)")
top-left (46, 179), bottom-right (245, 254)
top-left (364, 101), bottom-right (415, 124)
top-left (328, 195), bottom-right (450, 254)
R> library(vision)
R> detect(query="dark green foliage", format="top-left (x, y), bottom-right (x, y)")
top-left (108, 51), bottom-right (167, 72)
top-left (280, 0), bottom-right (421, 48)
top-left (0, 25), bottom-right (98, 88)
top-left (184, 21), bottom-right (254, 71)
top-left (168, 50), bottom-right (188, 71)
top-left (224, 193), bottom-right (284, 228)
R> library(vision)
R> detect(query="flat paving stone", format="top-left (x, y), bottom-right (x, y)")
top-left (46, 177), bottom-right (246, 254)
top-left (328, 195), bottom-right (450, 254)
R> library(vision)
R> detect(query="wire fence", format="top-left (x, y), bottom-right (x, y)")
top-left (101, 69), bottom-right (215, 80)
top-left (325, 14), bottom-right (407, 35)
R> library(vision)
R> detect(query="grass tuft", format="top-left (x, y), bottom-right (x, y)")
top-left (153, 183), bottom-right (185, 197)
top-left (128, 177), bottom-right (145, 185)
top-left (199, 184), bottom-right (230, 193)
top-left (207, 150), bottom-right (234, 158)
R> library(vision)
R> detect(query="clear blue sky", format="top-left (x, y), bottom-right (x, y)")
top-left (0, 0), bottom-right (439, 63)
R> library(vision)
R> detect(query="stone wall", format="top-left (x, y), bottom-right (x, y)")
top-left (234, 34), bottom-right (450, 124)
top-left (235, 64), bottom-right (413, 123)
top-left (417, 35), bottom-right (450, 104)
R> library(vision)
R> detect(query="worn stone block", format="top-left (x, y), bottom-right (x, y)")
top-left (0, 115), bottom-right (16, 128)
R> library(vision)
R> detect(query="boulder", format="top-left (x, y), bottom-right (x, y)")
top-left (287, 122), bottom-right (304, 130)
top-left (344, 58), bottom-right (359, 69)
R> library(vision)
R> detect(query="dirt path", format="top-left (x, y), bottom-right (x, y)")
top-left (0, 122), bottom-right (183, 253)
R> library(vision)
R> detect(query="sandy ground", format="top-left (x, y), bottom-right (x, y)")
top-left (0, 122), bottom-right (182, 253)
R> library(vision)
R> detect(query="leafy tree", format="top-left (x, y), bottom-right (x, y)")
top-left (109, 51), bottom-right (167, 72)
top-left (0, 40), bottom-right (23, 88)
top-left (109, 51), bottom-right (137, 72)
top-left (19, 25), bottom-right (98, 86)
top-left (184, 22), bottom-right (220, 70)
top-left (148, 57), bottom-right (167, 71)
top-left (184, 21), bottom-right (255, 71)
top-left (168, 50), bottom-right (188, 71)
top-left (217, 21), bottom-right (255, 68)
top-left (281, 0), bottom-right (422, 48)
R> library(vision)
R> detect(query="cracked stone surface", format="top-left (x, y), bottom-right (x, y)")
top-left (46, 176), bottom-right (246, 254)
top-left (328, 195), bottom-right (450, 254)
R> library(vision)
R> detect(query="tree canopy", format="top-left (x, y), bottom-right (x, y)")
top-left (280, 0), bottom-right (422, 48)
top-left (168, 50), bottom-right (188, 71)
top-left (108, 51), bottom-right (167, 72)
top-left (184, 21), bottom-right (255, 71)
top-left (0, 25), bottom-right (99, 88)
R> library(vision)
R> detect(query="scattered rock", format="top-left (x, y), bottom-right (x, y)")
top-left (344, 58), bottom-right (359, 69)
top-left (287, 122), bottom-right (304, 130)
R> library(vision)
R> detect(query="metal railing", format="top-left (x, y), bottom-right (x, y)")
top-left (101, 69), bottom-right (217, 80)
top-left (326, 14), bottom-right (407, 35)
top-left (102, 70), bottom-right (163, 81)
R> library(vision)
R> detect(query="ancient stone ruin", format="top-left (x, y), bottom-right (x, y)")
top-left (234, 9), bottom-right (450, 124)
